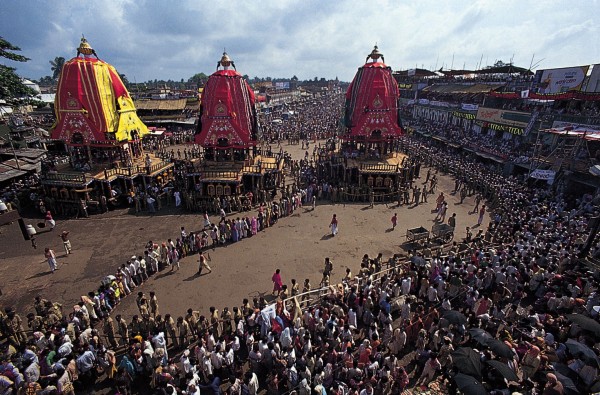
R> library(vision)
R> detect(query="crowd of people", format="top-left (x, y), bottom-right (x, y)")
top-left (2, 124), bottom-right (600, 395)
top-left (259, 92), bottom-right (344, 144)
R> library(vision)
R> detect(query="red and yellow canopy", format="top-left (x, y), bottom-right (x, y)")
top-left (52, 38), bottom-right (148, 145)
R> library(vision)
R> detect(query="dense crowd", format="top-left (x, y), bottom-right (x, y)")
top-left (2, 129), bottom-right (600, 395)
top-left (260, 93), bottom-right (344, 144)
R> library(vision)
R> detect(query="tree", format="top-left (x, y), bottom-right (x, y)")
top-left (291, 75), bottom-right (298, 81)
top-left (0, 37), bottom-right (34, 103)
top-left (0, 37), bottom-right (29, 62)
top-left (188, 72), bottom-right (208, 85)
top-left (49, 56), bottom-right (65, 80)
top-left (119, 73), bottom-right (129, 85)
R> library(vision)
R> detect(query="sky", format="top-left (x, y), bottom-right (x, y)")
top-left (1, 0), bottom-right (599, 83)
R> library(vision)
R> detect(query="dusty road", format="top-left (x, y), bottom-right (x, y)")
top-left (0, 142), bottom-right (485, 322)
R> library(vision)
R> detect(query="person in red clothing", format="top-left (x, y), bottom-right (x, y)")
top-left (478, 204), bottom-right (486, 226)
top-left (272, 269), bottom-right (283, 296)
top-left (45, 211), bottom-right (56, 230)
top-left (330, 214), bottom-right (338, 236)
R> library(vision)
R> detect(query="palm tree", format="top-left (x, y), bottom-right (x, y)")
top-left (49, 56), bottom-right (65, 80)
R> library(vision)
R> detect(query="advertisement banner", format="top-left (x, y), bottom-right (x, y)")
top-left (275, 82), bottom-right (290, 90)
top-left (452, 111), bottom-right (476, 120)
top-left (524, 111), bottom-right (539, 136)
top-left (534, 66), bottom-right (590, 94)
top-left (530, 169), bottom-right (555, 182)
top-left (476, 107), bottom-right (531, 128)
top-left (585, 64), bottom-right (600, 93)
top-left (461, 103), bottom-right (479, 111)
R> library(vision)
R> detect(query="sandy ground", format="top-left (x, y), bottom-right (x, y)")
top-left (0, 141), bottom-right (486, 322)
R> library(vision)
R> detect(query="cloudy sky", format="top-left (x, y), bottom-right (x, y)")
top-left (1, 0), bottom-right (599, 83)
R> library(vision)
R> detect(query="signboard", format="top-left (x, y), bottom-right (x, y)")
top-left (461, 103), bottom-right (479, 111)
top-left (275, 82), bottom-right (290, 90)
top-left (408, 69), bottom-right (416, 77)
top-left (397, 83), bottom-right (413, 89)
top-left (523, 111), bottom-right (539, 136)
top-left (476, 107), bottom-right (530, 128)
top-left (585, 64), bottom-right (600, 92)
top-left (530, 169), bottom-right (555, 184)
top-left (452, 111), bottom-right (475, 120)
top-left (534, 66), bottom-right (590, 94)
top-left (479, 121), bottom-right (524, 136)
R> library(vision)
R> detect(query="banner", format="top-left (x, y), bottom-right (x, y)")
top-left (488, 90), bottom-right (600, 101)
top-left (530, 169), bottom-right (555, 184)
top-left (461, 103), bottom-right (479, 111)
top-left (584, 64), bottom-right (600, 93)
top-left (476, 107), bottom-right (531, 128)
top-left (275, 82), bottom-right (290, 90)
top-left (452, 111), bottom-right (476, 120)
top-left (524, 111), bottom-right (539, 136)
top-left (534, 66), bottom-right (589, 94)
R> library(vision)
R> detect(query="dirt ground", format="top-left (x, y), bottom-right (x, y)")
top-left (0, 141), bottom-right (486, 323)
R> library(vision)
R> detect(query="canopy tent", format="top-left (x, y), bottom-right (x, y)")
top-left (195, 52), bottom-right (257, 149)
top-left (343, 46), bottom-right (403, 141)
top-left (51, 37), bottom-right (148, 145)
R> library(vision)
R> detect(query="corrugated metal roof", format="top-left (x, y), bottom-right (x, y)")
top-left (134, 99), bottom-right (187, 111)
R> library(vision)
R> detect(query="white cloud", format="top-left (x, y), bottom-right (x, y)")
top-left (1, 0), bottom-right (598, 82)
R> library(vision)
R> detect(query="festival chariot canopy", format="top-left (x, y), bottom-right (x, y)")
top-left (343, 45), bottom-right (403, 141)
top-left (51, 37), bottom-right (148, 145)
top-left (195, 51), bottom-right (258, 149)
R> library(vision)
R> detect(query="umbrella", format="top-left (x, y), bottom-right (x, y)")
top-left (443, 310), bottom-right (467, 325)
top-left (485, 339), bottom-right (514, 359)
top-left (486, 360), bottom-right (518, 382)
top-left (453, 373), bottom-right (487, 395)
top-left (565, 339), bottom-right (600, 365)
top-left (469, 328), bottom-right (494, 346)
top-left (554, 371), bottom-right (580, 395)
top-left (452, 347), bottom-right (482, 378)
top-left (566, 314), bottom-right (600, 336)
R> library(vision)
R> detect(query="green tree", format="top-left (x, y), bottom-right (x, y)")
top-left (119, 73), bottom-right (129, 85)
top-left (0, 37), bottom-right (29, 62)
top-left (188, 72), bottom-right (208, 85)
top-left (0, 37), bottom-right (34, 102)
top-left (49, 56), bottom-right (65, 80)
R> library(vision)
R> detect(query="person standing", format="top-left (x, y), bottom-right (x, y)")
top-left (272, 269), bottom-right (283, 296)
top-left (45, 211), bottom-right (56, 230)
top-left (146, 195), bottom-right (156, 213)
top-left (473, 194), bottom-right (482, 213)
top-left (149, 291), bottom-right (160, 318)
top-left (414, 187), bottom-right (421, 206)
top-left (203, 212), bottom-right (212, 229)
top-left (44, 247), bottom-right (58, 273)
top-left (391, 213), bottom-right (398, 230)
top-left (174, 190), bottom-right (181, 207)
top-left (478, 205), bottom-right (486, 226)
top-left (448, 213), bottom-right (456, 228)
top-left (60, 231), bottom-right (72, 255)
top-left (330, 214), bottom-right (338, 236)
